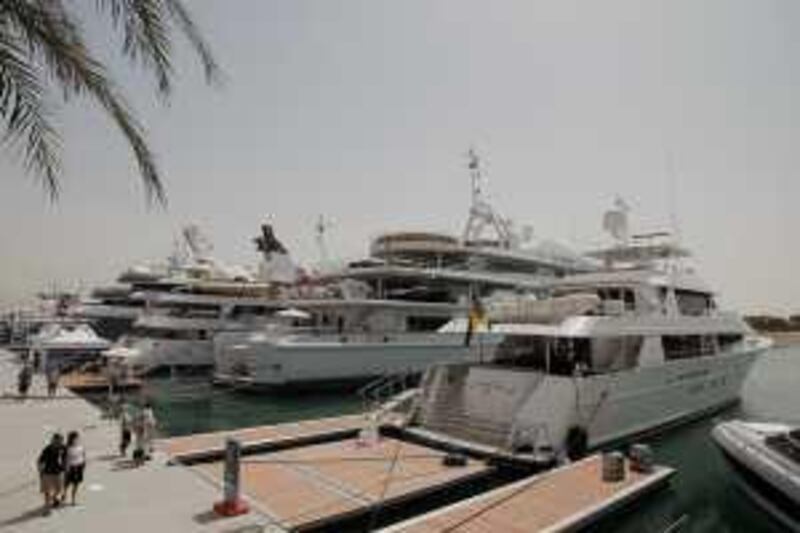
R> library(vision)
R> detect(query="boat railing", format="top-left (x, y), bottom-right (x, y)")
top-left (358, 369), bottom-right (419, 415)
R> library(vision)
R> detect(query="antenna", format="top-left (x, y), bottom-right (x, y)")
top-left (461, 148), bottom-right (515, 247)
top-left (467, 146), bottom-right (485, 208)
top-left (315, 215), bottom-right (331, 266)
top-left (665, 150), bottom-right (681, 245)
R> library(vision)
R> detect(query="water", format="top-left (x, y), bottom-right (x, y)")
top-left (142, 379), bottom-right (363, 436)
top-left (145, 347), bottom-right (800, 532)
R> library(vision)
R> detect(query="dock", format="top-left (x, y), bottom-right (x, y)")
top-left (160, 413), bottom-right (371, 463)
top-left (60, 371), bottom-right (143, 393)
top-left (0, 347), bottom-right (675, 532)
top-left (192, 436), bottom-right (491, 530)
top-left (380, 454), bottom-right (675, 532)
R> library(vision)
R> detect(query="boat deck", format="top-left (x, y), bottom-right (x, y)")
top-left (381, 454), bottom-right (675, 532)
top-left (193, 436), bottom-right (490, 531)
top-left (159, 414), bottom-right (373, 462)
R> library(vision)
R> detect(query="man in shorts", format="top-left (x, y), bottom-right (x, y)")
top-left (37, 433), bottom-right (66, 512)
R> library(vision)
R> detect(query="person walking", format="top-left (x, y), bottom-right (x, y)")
top-left (17, 364), bottom-right (32, 399)
top-left (119, 408), bottom-right (132, 457)
top-left (132, 407), bottom-right (146, 465)
top-left (63, 431), bottom-right (86, 505)
top-left (141, 401), bottom-right (157, 459)
top-left (37, 433), bottom-right (66, 513)
top-left (46, 365), bottom-right (60, 398)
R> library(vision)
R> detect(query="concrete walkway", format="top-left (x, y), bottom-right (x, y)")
top-left (0, 349), bottom-right (278, 533)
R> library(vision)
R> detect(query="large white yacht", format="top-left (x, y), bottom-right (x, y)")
top-left (72, 224), bottom-right (257, 341)
top-left (212, 153), bottom-right (590, 389)
top-left (101, 223), bottom-right (295, 375)
top-left (395, 201), bottom-right (771, 462)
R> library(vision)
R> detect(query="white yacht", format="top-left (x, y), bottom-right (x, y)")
top-left (100, 223), bottom-right (296, 374)
top-left (712, 420), bottom-right (800, 530)
top-left (212, 298), bottom-right (496, 388)
top-left (72, 224), bottom-right (257, 341)
top-left (29, 322), bottom-right (111, 371)
top-left (394, 201), bottom-right (771, 462)
top-left (212, 152), bottom-right (589, 389)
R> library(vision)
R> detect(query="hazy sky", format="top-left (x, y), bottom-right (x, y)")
top-left (1, 0), bottom-right (799, 313)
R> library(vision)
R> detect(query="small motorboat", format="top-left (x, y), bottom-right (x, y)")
top-left (712, 419), bottom-right (800, 530)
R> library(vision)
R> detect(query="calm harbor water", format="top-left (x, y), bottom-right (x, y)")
top-left (144, 347), bottom-right (800, 533)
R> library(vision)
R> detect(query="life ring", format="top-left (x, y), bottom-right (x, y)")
top-left (565, 426), bottom-right (589, 461)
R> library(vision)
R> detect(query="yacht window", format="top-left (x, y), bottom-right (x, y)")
top-left (717, 334), bottom-right (743, 349)
top-left (623, 289), bottom-right (636, 311)
top-left (493, 336), bottom-right (593, 376)
top-left (662, 335), bottom-right (716, 360)
top-left (493, 336), bottom-right (550, 371)
top-left (406, 316), bottom-right (449, 332)
top-left (675, 290), bottom-right (711, 316)
top-left (591, 336), bottom-right (643, 372)
top-left (231, 305), bottom-right (268, 319)
top-left (765, 431), bottom-right (800, 463)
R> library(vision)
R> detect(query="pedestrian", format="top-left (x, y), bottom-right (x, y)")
top-left (37, 433), bottom-right (66, 513)
top-left (17, 364), bottom-right (32, 399)
top-left (119, 408), bottom-right (132, 457)
top-left (46, 365), bottom-right (60, 398)
top-left (132, 407), bottom-right (146, 465)
top-left (63, 431), bottom-right (86, 505)
top-left (108, 391), bottom-right (123, 420)
top-left (141, 401), bottom-right (157, 459)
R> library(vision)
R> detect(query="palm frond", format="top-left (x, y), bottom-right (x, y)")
top-left (162, 0), bottom-right (222, 85)
top-left (96, 0), bottom-right (174, 94)
top-left (0, 31), bottom-right (61, 199)
top-left (4, 0), bottom-right (166, 204)
top-left (1, 0), bottom-right (220, 204)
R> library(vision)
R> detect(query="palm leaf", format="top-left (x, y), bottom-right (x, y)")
top-left (96, 0), bottom-right (174, 94)
top-left (4, 0), bottom-right (166, 204)
top-left (0, 30), bottom-right (61, 199)
top-left (162, 0), bottom-right (221, 85)
top-left (1, 0), bottom-right (220, 204)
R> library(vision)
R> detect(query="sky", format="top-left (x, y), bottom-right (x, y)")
top-left (1, 0), bottom-right (799, 313)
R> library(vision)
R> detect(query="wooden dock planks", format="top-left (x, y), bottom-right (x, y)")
top-left (193, 437), bottom-right (490, 530)
top-left (158, 414), bottom-right (368, 460)
top-left (381, 454), bottom-right (675, 533)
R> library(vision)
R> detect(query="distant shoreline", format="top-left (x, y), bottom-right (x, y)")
top-left (759, 331), bottom-right (800, 348)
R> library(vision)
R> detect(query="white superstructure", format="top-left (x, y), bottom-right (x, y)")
top-left (213, 299), bottom-right (500, 388)
top-left (212, 152), bottom-right (589, 389)
top-left (397, 202), bottom-right (771, 462)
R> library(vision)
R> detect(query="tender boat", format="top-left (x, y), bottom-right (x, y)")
top-left (29, 322), bottom-right (111, 371)
top-left (712, 419), bottom-right (800, 530)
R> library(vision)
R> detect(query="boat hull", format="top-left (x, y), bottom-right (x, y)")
top-left (213, 331), bottom-right (500, 388)
top-left (117, 338), bottom-right (214, 375)
top-left (416, 343), bottom-right (765, 454)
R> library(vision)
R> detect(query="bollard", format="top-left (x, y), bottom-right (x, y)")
top-left (601, 451), bottom-right (626, 482)
top-left (213, 438), bottom-right (250, 516)
top-left (629, 443), bottom-right (654, 473)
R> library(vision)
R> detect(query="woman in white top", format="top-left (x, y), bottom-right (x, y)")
top-left (63, 431), bottom-right (86, 505)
